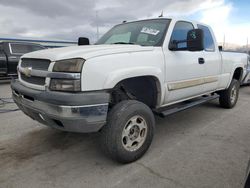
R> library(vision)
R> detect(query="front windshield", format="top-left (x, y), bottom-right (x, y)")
top-left (96, 19), bottom-right (171, 46)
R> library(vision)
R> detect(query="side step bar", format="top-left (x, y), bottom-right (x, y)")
top-left (154, 94), bottom-right (219, 117)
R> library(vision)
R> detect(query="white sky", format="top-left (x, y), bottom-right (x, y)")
top-left (198, 0), bottom-right (250, 46)
top-left (0, 0), bottom-right (249, 46)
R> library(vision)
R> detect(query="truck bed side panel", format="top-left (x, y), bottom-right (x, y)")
top-left (220, 52), bottom-right (247, 88)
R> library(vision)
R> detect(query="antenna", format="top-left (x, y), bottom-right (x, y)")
top-left (247, 37), bottom-right (248, 52)
top-left (223, 34), bottom-right (225, 49)
top-left (96, 11), bottom-right (99, 41)
top-left (159, 10), bottom-right (164, 18)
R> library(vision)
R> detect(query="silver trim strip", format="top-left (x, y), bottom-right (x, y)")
top-left (19, 66), bottom-right (81, 79)
top-left (168, 76), bottom-right (218, 91)
top-left (60, 103), bottom-right (109, 108)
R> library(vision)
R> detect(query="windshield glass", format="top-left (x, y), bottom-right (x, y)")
top-left (96, 19), bottom-right (171, 46)
top-left (10, 43), bottom-right (45, 54)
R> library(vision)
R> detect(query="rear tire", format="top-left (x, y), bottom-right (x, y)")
top-left (219, 79), bottom-right (240, 108)
top-left (101, 100), bottom-right (155, 163)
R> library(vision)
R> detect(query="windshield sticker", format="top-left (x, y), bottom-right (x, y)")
top-left (141, 27), bottom-right (160, 36)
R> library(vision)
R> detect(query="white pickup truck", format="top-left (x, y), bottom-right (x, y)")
top-left (11, 18), bottom-right (249, 163)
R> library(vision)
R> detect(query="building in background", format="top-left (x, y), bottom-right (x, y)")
top-left (0, 38), bottom-right (77, 48)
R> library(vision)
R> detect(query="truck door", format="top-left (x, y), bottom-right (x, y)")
top-left (197, 24), bottom-right (220, 92)
top-left (0, 47), bottom-right (7, 75)
top-left (7, 43), bottom-right (22, 75)
top-left (163, 21), bottom-right (206, 104)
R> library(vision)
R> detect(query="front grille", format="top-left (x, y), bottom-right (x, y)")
top-left (20, 58), bottom-right (50, 87)
top-left (21, 58), bottom-right (51, 70)
top-left (20, 73), bottom-right (46, 86)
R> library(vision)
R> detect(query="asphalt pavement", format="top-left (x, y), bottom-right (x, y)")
top-left (0, 83), bottom-right (250, 188)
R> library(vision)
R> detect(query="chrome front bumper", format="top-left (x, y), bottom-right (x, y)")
top-left (11, 80), bottom-right (110, 133)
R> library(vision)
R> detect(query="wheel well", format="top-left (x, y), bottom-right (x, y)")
top-left (110, 76), bottom-right (161, 108)
top-left (233, 67), bottom-right (243, 81)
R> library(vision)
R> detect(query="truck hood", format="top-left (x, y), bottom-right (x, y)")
top-left (22, 44), bottom-right (155, 61)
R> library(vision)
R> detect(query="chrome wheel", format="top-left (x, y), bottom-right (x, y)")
top-left (122, 115), bottom-right (148, 152)
top-left (230, 85), bottom-right (237, 104)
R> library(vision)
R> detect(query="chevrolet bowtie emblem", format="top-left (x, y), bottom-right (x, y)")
top-left (22, 67), bottom-right (32, 77)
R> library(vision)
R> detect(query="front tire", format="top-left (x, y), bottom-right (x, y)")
top-left (219, 79), bottom-right (240, 108)
top-left (101, 100), bottom-right (155, 163)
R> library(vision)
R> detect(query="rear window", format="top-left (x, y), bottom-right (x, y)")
top-left (10, 43), bottom-right (45, 54)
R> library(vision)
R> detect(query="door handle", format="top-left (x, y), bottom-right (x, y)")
top-left (198, 58), bottom-right (205, 64)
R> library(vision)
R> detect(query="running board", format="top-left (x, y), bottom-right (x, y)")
top-left (154, 94), bottom-right (219, 117)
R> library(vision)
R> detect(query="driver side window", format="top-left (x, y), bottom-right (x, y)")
top-left (170, 21), bottom-right (194, 50)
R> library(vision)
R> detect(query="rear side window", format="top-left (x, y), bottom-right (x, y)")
top-left (10, 43), bottom-right (45, 54)
top-left (170, 21), bottom-right (194, 49)
top-left (197, 24), bottom-right (215, 51)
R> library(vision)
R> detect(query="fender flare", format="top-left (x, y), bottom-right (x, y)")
top-left (227, 65), bottom-right (244, 88)
top-left (103, 67), bottom-right (165, 105)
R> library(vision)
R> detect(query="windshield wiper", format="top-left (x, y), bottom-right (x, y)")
top-left (111, 42), bottom-right (136, 45)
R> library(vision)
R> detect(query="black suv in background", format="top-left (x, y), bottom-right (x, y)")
top-left (0, 42), bottom-right (46, 79)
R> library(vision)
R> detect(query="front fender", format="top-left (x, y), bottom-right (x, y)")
top-left (81, 49), bottom-right (165, 93)
top-left (103, 66), bottom-right (164, 89)
top-left (102, 66), bottom-right (165, 106)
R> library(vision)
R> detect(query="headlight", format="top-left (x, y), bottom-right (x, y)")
top-left (50, 58), bottom-right (84, 92)
top-left (53, 58), bottom-right (85, 73)
top-left (50, 79), bottom-right (81, 92)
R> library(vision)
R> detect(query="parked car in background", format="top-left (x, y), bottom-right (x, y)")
top-left (0, 42), bottom-right (46, 79)
top-left (242, 55), bottom-right (250, 85)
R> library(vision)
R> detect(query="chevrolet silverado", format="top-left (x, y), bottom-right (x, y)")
top-left (11, 18), bottom-right (249, 163)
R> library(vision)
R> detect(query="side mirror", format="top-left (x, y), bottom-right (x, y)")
top-left (78, 37), bottom-right (90, 46)
top-left (218, 45), bottom-right (223, 51)
top-left (187, 29), bottom-right (204, 51)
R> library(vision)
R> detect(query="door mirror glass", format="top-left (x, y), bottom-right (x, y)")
top-left (186, 29), bottom-right (204, 51)
top-left (78, 37), bottom-right (90, 46)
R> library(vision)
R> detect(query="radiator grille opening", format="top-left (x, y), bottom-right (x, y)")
top-left (21, 58), bottom-right (51, 70)
top-left (20, 58), bottom-right (51, 87)
top-left (20, 73), bottom-right (46, 86)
